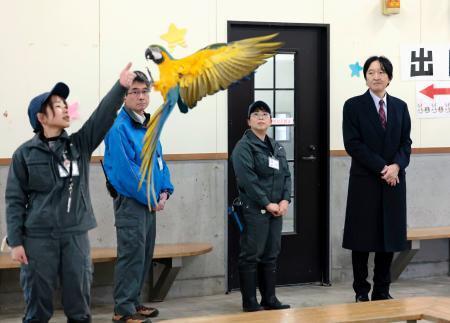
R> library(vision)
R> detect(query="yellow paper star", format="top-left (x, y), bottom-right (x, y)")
top-left (160, 23), bottom-right (187, 51)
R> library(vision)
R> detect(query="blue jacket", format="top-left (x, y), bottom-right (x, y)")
top-left (104, 107), bottom-right (173, 207)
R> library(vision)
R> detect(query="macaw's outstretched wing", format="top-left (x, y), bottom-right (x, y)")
top-left (178, 33), bottom-right (282, 109)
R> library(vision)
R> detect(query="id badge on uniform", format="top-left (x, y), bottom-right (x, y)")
top-left (58, 159), bottom-right (80, 177)
top-left (268, 156), bottom-right (279, 170)
top-left (157, 157), bottom-right (163, 171)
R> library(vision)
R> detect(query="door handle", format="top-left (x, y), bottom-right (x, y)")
top-left (301, 155), bottom-right (316, 161)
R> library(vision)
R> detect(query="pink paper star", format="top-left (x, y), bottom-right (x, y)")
top-left (68, 101), bottom-right (80, 120)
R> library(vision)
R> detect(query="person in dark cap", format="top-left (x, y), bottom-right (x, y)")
top-left (5, 63), bottom-right (137, 323)
top-left (231, 100), bottom-right (291, 312)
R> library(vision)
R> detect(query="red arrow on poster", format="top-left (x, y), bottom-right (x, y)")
top-left (420, 84), bottom-right (450, 99)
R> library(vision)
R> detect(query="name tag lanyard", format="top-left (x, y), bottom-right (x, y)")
top-left (49, 146), bottom-right (73, 213)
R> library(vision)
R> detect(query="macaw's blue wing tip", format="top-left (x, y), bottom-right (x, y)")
top-left (177, 96), bottom-right (189, 113)
top-left (229, 74), bottom-right (253, 89)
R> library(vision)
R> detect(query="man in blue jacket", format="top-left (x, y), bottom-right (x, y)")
top-left (104, 71), bottom-right (174, 323)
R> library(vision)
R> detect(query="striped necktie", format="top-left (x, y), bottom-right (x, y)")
top-left (379, 99), bottom-right (387, 129)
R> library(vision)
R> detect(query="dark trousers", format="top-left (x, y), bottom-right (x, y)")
top-left (352, 251), bottom-right (394, 296)
top-left (21, 233), bottom-right (92, 323)
top-left (113, 195), bottom-right (156, 316)
top-left (238, 209), bottom-right (282, 272)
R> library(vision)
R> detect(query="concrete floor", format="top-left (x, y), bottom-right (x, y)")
top-left (1, 276), bottom-right (449, 322)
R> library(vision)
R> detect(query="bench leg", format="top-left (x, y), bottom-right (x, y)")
top-left (391, 241), bottom-right (420, 281)
top-left (149, 257), bottom-right (182, 302)
top-left (406, 320), bottom-right (417, 323)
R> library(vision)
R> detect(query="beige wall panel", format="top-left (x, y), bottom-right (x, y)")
top-left (99, 0), bottom-right (218, 154)
top-left (325, 0), bottom-right (421, 149)
top-left (420, 0), bottom-right (450, 42)
top-left (0, 0), bottom-right (100, 158)
top-left (416, 0), bottom-right (450, 148)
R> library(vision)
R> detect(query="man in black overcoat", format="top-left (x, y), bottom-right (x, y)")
top-left (342, 56), bottom-right (412, 302)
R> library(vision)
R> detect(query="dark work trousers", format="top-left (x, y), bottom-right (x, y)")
top-left (113, 195), bottom-right (156, 316)
top-left (20, 233), bottom-right (92, 323)
top-left (238, 209), bottom-right (282, 272)
top-left (352, 251), bottom-right (394, 296)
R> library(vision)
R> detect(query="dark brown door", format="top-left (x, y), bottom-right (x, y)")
top-left (227, 21), bottom-right (330, 291)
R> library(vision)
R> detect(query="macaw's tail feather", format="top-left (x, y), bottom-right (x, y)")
top-left (139, 87), bottom-right (179, 209)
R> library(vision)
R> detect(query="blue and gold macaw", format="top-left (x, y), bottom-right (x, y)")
top-left (140, 33), bottom-right (282, 204)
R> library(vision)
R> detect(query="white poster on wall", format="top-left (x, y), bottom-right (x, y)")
top-left (401, 45), bottom-right (450, 81)
top-left (416, 82), bottom-right (450, 118)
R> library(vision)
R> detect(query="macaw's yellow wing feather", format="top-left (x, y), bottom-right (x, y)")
top-left (178, 33), bottom-right (282, 108)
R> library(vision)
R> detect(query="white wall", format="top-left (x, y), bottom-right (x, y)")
top-left (1, 0), bottom-right (450, 158)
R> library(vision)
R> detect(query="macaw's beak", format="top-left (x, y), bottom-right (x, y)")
top-left (145, 46), bottom-right (164, 64)
top-left (145, 47), bottom-right (154, 61)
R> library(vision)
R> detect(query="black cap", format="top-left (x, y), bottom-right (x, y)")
top-left (247, 100), bottom-right (271, 118)
top-left (27, 82), bottom-right (70, 132)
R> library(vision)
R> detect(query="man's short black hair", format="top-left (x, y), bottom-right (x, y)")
top-left (363, 56), bottom-right (393, 81)
top-left (133, 70), bottom-right (151, 87)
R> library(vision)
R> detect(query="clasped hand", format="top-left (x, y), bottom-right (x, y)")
top-left (381, 164), bottom-right (400, 187)
top-left (266, 200), bottom-right (289, 217)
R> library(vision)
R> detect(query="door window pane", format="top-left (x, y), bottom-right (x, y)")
top-left (275, 90), bottom-right (294, 115)
top-left (275, 53), bottom-right (294, 89)
top-left (255, 57), bottom-right (274, 88)
top-left (282, 198), bottom-right (294, 233)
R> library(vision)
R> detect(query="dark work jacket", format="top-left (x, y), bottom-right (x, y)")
top-left (231, 129), bottom-right (291, 210)
top-left (342, 90), bottom-right (412, 252)
top-left (6, 81), bottom-right (127, 247)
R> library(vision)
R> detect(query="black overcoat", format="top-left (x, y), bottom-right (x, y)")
top-left (342, 90), bottom-right (412, 252)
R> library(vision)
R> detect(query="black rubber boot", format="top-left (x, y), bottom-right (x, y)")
top-left (67, 316), bottom-right (92, 323)
top-left (258, 267), bottom-right (290, 310)
top-left (239, 270), bottom-right (263, 312)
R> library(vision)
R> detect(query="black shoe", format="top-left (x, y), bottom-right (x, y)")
top-left (261, 297), bottom-right (291, 310)
top-left (243, 304), bottom-right (264, 312)
top-left (68, 317), bottom-right (91, 323)
top-left (371, 292), bottom-right (393, 301)
top-left (355, 294), bottom-right (370, 302)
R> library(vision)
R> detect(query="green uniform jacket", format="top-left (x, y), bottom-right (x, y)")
top-left (6, 81), bottom-right (127, 247)
top-left (231, 129), bottom-right (291, 210)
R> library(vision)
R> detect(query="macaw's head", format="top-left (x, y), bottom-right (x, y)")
top-left (145, 45), bottom-right (170, 64)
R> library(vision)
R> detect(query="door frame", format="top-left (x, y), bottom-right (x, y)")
top-left (226, 21), bottom-right (330, 291)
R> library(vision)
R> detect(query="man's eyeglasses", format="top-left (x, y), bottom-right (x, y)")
top-left (250, 112), bottom-right (271, 119)
top-left (127, 89), bottom-right (150, 97)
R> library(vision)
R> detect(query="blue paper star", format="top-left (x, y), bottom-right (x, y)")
top-left (349, 62), bottom-right (363, 77)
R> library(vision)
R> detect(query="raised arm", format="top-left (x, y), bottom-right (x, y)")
top-left (74, 63), bottom-right (136, 154)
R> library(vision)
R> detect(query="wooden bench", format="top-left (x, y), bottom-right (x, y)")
top-left (162, 297), bottom-right (450, 323)
top-left (0, 242), bottom-right (212, 301)
top-left (391, 226), bottom-right (450, 280)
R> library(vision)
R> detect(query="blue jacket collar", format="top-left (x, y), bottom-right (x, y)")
top-left (122, 106), bottom-right (150, 128)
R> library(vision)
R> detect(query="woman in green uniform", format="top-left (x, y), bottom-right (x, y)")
top-left (231, 100), bottom-right (291, 312)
